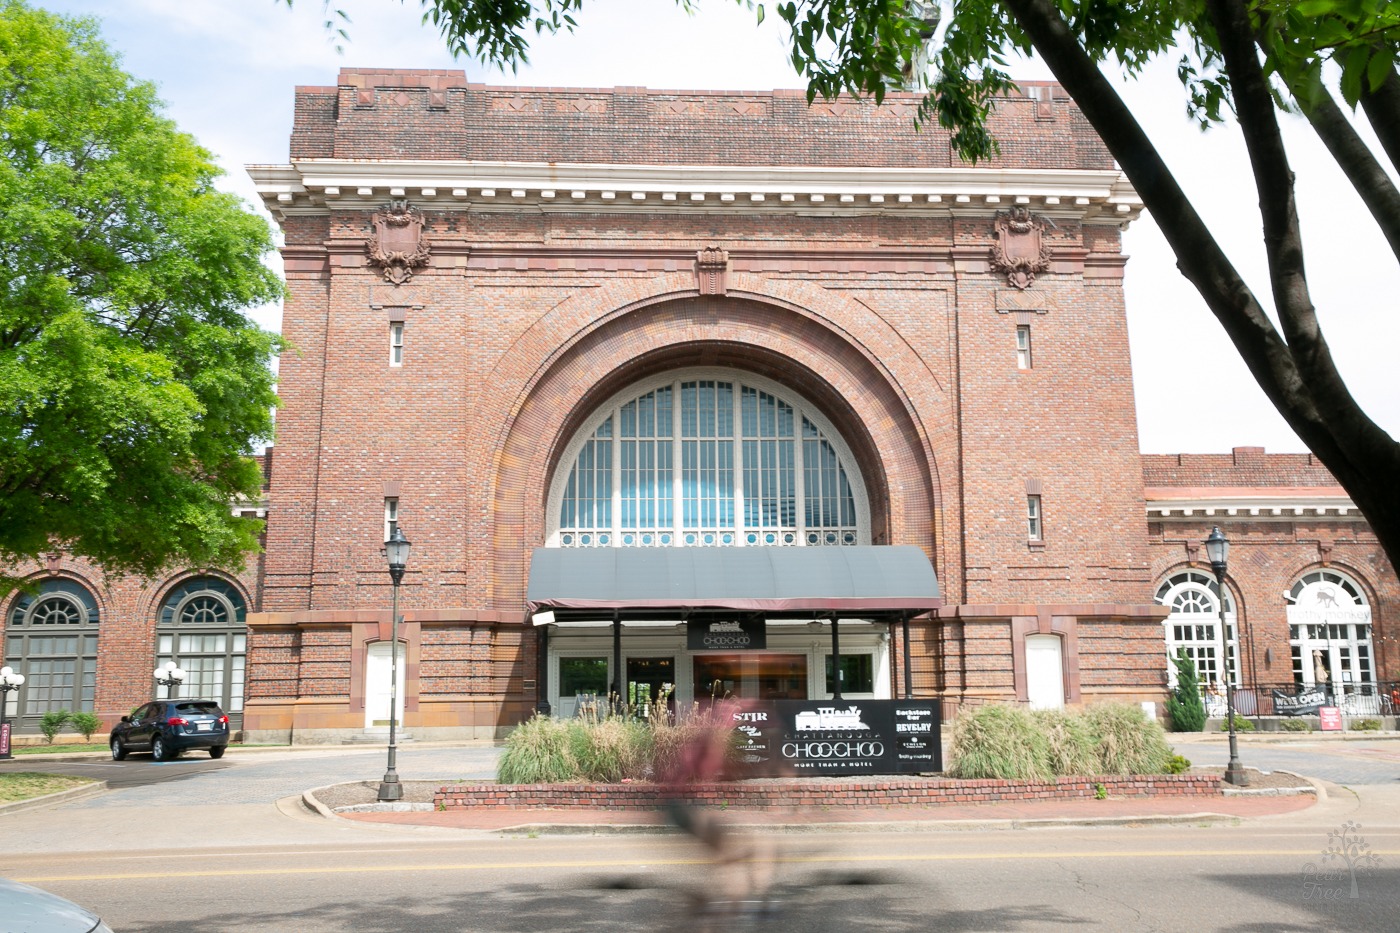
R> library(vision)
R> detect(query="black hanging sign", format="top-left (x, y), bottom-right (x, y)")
top-left (687, 617), bottom-right (767, 650)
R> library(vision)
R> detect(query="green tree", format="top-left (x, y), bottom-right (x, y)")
top-left (1165, 649), bottom-right (1206, 733)
top-left (305, 0), bottom-right (1400, 576)
top-left (0, 1), bottom-right (283, 582)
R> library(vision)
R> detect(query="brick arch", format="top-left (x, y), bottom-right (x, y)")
top-left (1283, 561), bottom-right (1379, 608)
top-left (4, 570), bottom-right (107, 621)
top-left (484, 291), bottom-right (945, 616)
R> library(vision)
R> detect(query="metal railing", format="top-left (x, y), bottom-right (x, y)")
top-left (1199, 681), bottom-right (1398, 718)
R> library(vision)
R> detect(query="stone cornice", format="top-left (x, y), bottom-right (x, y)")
top-left (1145, 486), bottom-right (1359, 521)
top-left (248, 159), bottom-right (1143, 225)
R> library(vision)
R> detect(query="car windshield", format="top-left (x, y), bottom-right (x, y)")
top-left (175, 702), bottom-right (221, 715)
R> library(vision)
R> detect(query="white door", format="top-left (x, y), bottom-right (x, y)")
top-left (365, 642), bottom-right (406, 729)
top-left (1025, 635), bottom-right (1065, 710)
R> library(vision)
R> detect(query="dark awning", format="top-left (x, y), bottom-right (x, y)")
top-left (526, 545), bottom-right (940, 623)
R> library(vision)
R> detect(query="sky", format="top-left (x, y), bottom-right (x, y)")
top-left (34, 0), bottom-right (1400, 455)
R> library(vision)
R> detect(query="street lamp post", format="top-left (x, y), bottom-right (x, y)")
top-left (379, 527), bottom-right (411, 802)
top-left (1204, 526), bottom-right (1249, 787)
top-left (153, 661), bottom-right (187, 693)
top-left (1, 666), bottom-right (26, 760)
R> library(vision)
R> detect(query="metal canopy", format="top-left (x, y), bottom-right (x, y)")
top-left (526, 545), bottom-right (940, 623)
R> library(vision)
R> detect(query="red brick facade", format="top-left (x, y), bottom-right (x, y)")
top-left (3, 70), bottom-right (1392, 742)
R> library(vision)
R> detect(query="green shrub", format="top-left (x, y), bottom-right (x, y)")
top-left (1165, 649), bottom-right (1206, 732)
top-left (69, 712), bottom-right (102, 740)
top-left (1163, 754), bottom-right (1192, 774)
top-left (947, 704), bottom-right (1050, 780)
top-left (497, 714), bottom-right (579, 783)
top-left (1220, 713), bottom-right (1255, 732)
top-left (1279, 717), bottom-right (1313, 733)
top-left (567, 717), bottom-right (652, 782)
top-left (1352, 718), bottom-right (1381, 732)
top-left (38, 710), bottom-right (71, 745)
top-left (1082, 703), bottom-right (1171, 775)
top-left (1032, 709), bottom-right (1097, 777)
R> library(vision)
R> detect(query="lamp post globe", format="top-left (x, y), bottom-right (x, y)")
top-left (379, 527), bottom-right (411, 802)
top-left (0, 666), bottom-right (25, 760)
top-left (154, 661), bottom-right (187, 691)
top-left (1205, 526), bottom-right (1249, 787)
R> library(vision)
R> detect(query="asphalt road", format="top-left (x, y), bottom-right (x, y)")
top-left (8, 821), bottom-right (1399, 932)
top-left (3, 737), bottom-right (1399, 932)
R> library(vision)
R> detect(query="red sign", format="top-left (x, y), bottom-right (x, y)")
top-left (0, 722), bottom-right (9, 756)
top-left (1318, 706), bottom-right (1343, 731)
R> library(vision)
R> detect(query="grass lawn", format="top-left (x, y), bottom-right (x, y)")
top-left (10, 742), bottom-right (110, 755)
top-left (0, 771), bottom-right (99, 803)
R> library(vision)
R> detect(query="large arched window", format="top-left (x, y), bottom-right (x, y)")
top-left (3, 579), bottom-right (100, 727)
top-left (1156, 571), bottom-right (1239, 688)
top-left (1286, 569), bottom-right (1375, 701)
top-left (548, 370), bottom-right (869, 547)
top-left (155, 577), bottom-right (247, 719)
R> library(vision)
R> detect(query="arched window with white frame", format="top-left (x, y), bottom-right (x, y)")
top-left (154, 577), bottom-right (248, 723)
top-left (547, 369), bottom-right (870, 548)
top-left (1286, 569), bottom-right (1375, 709)
top-left (1156, 570), bottom-right (1239, 690)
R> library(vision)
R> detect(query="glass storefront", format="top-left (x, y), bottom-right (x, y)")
top-left (546, 622), bottom-right (889, 714)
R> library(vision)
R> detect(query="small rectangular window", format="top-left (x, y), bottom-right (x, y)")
top-left (384, 497), bottom-right (399, 541)
top-left (1027, 494), bottom-right (1042, 540)
top-left (390, 323), bottom-right (404, 366)
top-left (1016, 325), bottom-right (1032, 370)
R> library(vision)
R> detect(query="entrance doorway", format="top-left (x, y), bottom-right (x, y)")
top-left (364, 642), bottom-right (405, 729)
top-left (626, 657), bottom-right (675, 714)
top-left (1025, 635), bottom-right (1065, 710)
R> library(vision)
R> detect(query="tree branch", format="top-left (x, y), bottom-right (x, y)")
top-left (1359, 64), bottom-right (1400, 174)
top-left (998, 0), bottom-right (1305, 421)
top-left (1300, 86), bottom-right (1400, 262)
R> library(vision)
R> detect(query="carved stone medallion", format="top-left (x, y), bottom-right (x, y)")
top-left (989, 206), bottom-right (1054, 290)
top-left (366, 200), bottom-right (431, 285)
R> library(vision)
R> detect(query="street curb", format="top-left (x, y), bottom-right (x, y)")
top-left (487, 812), bottom-right (1248, 836)
top-left (3, 739), bottom-right (502, 763)
top-left (0, 780), bottom-right (108, 815)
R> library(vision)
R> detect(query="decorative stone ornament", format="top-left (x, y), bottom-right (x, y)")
top-left (989, 206), bottom-right (1054, 290)
top-left (695, 246), bottom-right (729, 295)
top-left (367, 200), bottom-right (431, 285)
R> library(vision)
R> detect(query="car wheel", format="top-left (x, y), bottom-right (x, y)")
top-left (152, 735), bottom-right (175, 761)
top-left (110, 737), bottom-right (128, 761)
top-left (209, 746), bottom-right (226, 760)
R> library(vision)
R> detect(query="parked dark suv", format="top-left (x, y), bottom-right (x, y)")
top-left (110, 700), bottom-right (230, 761)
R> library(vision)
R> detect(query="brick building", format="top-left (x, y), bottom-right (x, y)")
top-left (3, 70), bottom-right (1394, 743)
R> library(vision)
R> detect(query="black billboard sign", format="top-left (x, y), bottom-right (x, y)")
top-left (1272, 686), bottom-right (1329, 716)
top-left (727, 699), bottom-right (941, 777)
top-left (687, 618), bottom-right (767, 651)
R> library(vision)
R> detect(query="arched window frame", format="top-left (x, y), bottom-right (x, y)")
top-left (1285, 568), bottom-right (1375, 695)
top-left (3, 579), bottom-right (100, 725)
top-left (155, 577), bottom-right (248, 718)
top-left (545, 368), bottom-right (872, 547)
top-left (1155, 570), bottom-right (1240, 688)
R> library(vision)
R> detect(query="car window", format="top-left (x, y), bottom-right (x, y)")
top-left (175, 702), bottom-right (222, 715)
top-left (135, 704), bottom-right (156, 720)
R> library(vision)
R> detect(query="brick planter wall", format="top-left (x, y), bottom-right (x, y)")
top-left (434, 774), bottom-right (1220, 811)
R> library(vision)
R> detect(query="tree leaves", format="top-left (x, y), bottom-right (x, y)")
top-left (0, 1), bottom-right (282, 579)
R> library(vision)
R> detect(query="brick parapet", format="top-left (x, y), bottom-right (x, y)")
top-left (289, 71), bottom-right (1112, 172)
top-left (1143, 448), bottom-right (1339, 489)
top-left (433, 774), bottom-right (1221, 810)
